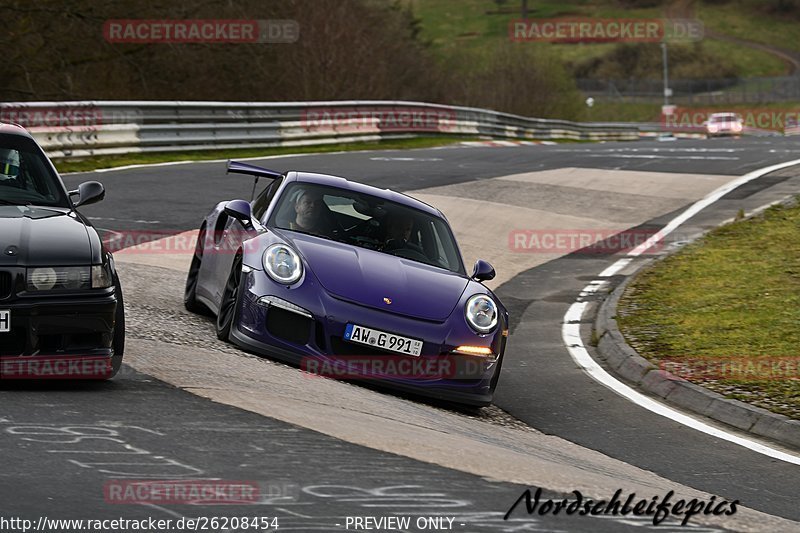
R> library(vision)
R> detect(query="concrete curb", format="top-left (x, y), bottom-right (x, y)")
top-left (594, 272), bottom-right (800, 451)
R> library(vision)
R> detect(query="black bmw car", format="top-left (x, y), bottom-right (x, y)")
top-left (0, 123), bottom-right (124, 379)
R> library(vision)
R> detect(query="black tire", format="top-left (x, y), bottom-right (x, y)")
top-left (489, 353), bottom-right (504, 393)
top-left (215, 253), bottom-right (242, 342)
top-left (184, 226), bottom-right (210, 315)
top-left (108, 276), bottom-right (125, 379)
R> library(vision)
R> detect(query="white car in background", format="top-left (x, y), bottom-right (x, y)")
top-left (785, 116), bottom-right (800, 136)
top-left (705, 112), bottom-right (744, 138)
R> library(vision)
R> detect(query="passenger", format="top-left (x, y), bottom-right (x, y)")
top-left (384, 214), bottom-right (422, 253)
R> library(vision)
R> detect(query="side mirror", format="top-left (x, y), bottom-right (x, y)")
top-left (70, 181), bottom-right (105, 208)
top-left (471, 259), bottom-right (496, 282)
top-left (224, 199), bottom-right (253, 225)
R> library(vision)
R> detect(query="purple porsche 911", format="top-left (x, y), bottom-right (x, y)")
top-left (184, 161), bottom-right (508, 406)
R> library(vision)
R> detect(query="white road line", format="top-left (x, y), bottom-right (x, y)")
top-left (89, 216), bottom-right (162, 224)
top-left (562, 157), bottom-right (800, 465)
top-left (139, 503), bottom-right (186, 520)
top-left (101, 229), bottom-right (124, 247)
top-left (62, 143), bottom-right (479, 175)
top-left (587, 154), bottom-right (739, 160)
top-left (62, 151), bottom-right (346, 175)
top-left (369, 157), bottom-right (443, 161)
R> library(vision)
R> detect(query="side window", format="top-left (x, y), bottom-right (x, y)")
top-left (430, 221), bottom-right (450, 269)
top-left (253, 177), bottom-right (283, 222)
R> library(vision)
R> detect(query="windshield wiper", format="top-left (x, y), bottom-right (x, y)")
top-left (0, 199), bottom-right (30, 206)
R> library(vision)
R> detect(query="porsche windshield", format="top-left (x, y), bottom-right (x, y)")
top-left (0, 134), bottom-right (68, 207)
top-left (269, 182), bottom-right (465, 275)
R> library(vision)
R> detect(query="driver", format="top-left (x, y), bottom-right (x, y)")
top-left (384, 214), bottom-right (423, 253)
top-left (288, 188), bottom-right (331, 236)
top-left (0, 149), bottom-right (21, 183)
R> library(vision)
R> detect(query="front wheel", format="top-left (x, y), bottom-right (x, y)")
top-left (108, 276), bottom-right (125, 379)
top-left (185, 226), bottom-right (210, 315)
top-left (216, 254), bottom-right (243, 341)
top-left (489, 353), bottom-right (503, 393)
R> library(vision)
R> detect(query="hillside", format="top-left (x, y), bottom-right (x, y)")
top-left (405, 0), bottom-right (796, 79)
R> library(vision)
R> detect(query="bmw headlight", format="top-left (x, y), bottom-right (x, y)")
top-left (26, 265), bottom-right (113, 291)
top-left (465, 294), bottom-right (498, 333)
top-left (263, 244), bottom-right (303, 284)
top-left (91, 263), bottom-right (114, 289)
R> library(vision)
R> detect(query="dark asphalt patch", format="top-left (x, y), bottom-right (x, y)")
top-left (721, 173), bottom-right (794, 200)
top-left (1, 369), bottom-right (680, 533)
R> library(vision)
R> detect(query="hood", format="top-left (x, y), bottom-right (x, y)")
top-left (285, 232), bottom-right (468, 321)
top-left (0, 206), bottom-right (94, 267)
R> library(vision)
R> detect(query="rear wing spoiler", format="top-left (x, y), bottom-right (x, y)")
top-left (227, 160), bottom-right (284, 200)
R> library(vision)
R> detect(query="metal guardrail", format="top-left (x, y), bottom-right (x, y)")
top-left (0, 100), bottom-right (643, 159)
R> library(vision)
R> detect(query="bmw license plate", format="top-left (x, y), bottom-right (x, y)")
top-left (344, 324), bottom-right (423, 356)
top-left (0, 310), bottom-right (9, 333)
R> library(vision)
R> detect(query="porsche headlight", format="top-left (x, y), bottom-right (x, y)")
top-left (263, 244), bottom-right (303, 284)
top-left (465, 294), bottom-right (498, 333)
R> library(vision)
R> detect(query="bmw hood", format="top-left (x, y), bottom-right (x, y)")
top-left (285, 232), bottom-right (468, 321)
top-left (0, 206), bottom-right (94, 267)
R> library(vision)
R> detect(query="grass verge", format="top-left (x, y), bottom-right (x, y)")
top-left (55, 135), bottom-right (598, 174)
top-left (54, 136), bottom-right (483, 174)
top-left (617, 198), bottom-right (800, 420)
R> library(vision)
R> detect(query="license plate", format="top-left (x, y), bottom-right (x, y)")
top-left (0, 310), bottom-right (9, 333)
top-left (344, 324), bottom-right (423, 356)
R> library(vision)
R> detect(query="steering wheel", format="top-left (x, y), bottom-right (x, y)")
top-left (344, 217), bottom-right (379, 234)
top-left (350, 235), bottom-right (383, 250)
top-left (388, 247), bottom-right (429, 262)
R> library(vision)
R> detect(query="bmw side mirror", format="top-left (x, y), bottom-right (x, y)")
top-left (224, 199), bottom-right (253, 225)
top-left (472, 259), bottom-right (496, 282)
top-left (70, 181), bottom-right (105, 208)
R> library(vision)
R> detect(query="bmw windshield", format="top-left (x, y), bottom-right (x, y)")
top-left (0, 133), bottom-right (69, 208)
top-left (269, 182), bottom-right (466, 275)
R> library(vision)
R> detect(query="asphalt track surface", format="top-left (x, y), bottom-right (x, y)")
top-left (2, 374), bottom-right (673, 533)
top-left (3, 137), bottom-right (800, 531)
top-left (57, 139), bottom-right (799, 233)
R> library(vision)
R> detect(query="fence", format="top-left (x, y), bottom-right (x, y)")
top-left (0, 100), bottom-right (643, 159)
